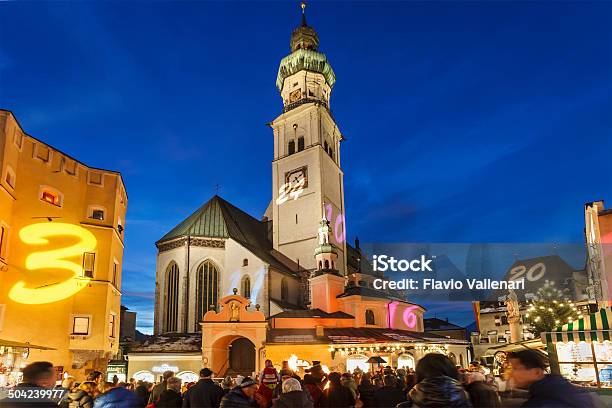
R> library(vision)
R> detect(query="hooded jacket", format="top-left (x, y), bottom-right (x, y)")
top-left (404, 376), bottom-right (472, 408)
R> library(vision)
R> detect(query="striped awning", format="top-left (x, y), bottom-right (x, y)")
top-left (542, 307), bottom-right (611, 343)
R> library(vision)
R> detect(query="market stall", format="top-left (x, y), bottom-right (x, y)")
top-left (0, 339), bottom-right (55, 388)
top-left (542, 307), bottom-right (612, 388)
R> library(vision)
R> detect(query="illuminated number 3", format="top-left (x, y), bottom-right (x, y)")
top-left (9, 223), bottom-right (97, 305)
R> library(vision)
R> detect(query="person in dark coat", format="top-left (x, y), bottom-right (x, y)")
top-left (357, 374), bottom-right (376, 408)
top-left (463, 372), bottom-right (500, 408)
top-left (372, 375), bottom-right (406, 408)
top-left (397, 353), bottom-right (471, 408)
top-left (93, 383), bottom-right (143, 408)
top-left (0, 361), bottom-right (59, 408)
top-left (508, 350), bottom-right (603, 408)
top-left (156, 377), bottom-right (183, 408)
top-left (271, 378), bottom-right (313, 408)
top-left (320, 372), bottom-right (355, 408)
top-left (219, 377), bottom-right (260, 408)
top-left (303, 375), bottom-right (324, 408)
top-left (149, 370), bottom-right (174, 405)
top-left (182, 368), bottom-right (224, 408)
top-left (404, 370), bottom-right (416, 392)
top-left (133, 381), bottom-right (150, 408)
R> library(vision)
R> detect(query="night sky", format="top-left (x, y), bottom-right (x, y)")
top-left (1, 1), bottom-right (610, 333)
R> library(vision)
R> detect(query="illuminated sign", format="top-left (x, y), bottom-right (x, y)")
top-left (152, 364), bottom-right (179, 373)
top-left (9, 223), bottom-right (97, 305)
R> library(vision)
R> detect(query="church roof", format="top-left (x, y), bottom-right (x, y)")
top-left (423, 317), bottom-right (465, 331)
top-left (271, 309), bottom-right (354, 319)
top-left (157, 195), bottom-right (300, 277)
top-left (129, 333), bottom-right (202, 353)
top-left (158, 195), bottom-right (251, 243)
top-left (338, 285), bottom-right (406, 302)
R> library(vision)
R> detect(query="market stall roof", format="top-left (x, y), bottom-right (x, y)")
top-left (483, 338), bottom-right (544, 356)
top-left (0, 339), bottom-right (55, 350)
top-left (541, 307), bottom-right (611, 343)
top-left (267, 327), bottom-right (470, 345)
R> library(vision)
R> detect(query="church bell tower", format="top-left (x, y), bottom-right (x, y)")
top-left (270, 2), bottom-right (347, 274)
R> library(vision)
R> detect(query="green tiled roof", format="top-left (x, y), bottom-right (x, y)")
top-left (276, 49), bottom-right (336, 91)
top-left (156, 195), bottom-right (300, 277)
top-left (157, 195), bottom-right (264, 244)
top-left (158, 195), bottom-right (229, 241)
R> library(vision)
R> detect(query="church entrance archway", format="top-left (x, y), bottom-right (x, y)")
top-left (229, 337), bottom-right (255, 376)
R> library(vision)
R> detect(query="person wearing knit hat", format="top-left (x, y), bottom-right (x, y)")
top-left (219, 377), bottom-right (260, 408)
top-left (271, 378), bottom-right (313, 408)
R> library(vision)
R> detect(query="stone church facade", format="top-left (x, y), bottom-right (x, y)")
top-left (152, 5), bottom-right (348, 336)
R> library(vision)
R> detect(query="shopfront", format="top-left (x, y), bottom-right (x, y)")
top-left (542, 307), bottom-right (612, 388)
top-left (127, 353), bottom-right (202, 384)
top-left (265, 328), bottom-right (470, 374)
top-left (106, 360), bottom-right (128, 383)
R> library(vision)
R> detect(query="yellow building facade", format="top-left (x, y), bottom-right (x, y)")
top-left (0, 110), bottom-right (127, 381)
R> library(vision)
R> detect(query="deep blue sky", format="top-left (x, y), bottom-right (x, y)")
top-left (1, 1), bottom-right (610, 333)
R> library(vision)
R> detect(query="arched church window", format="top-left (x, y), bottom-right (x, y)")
top-left (288, 140), bottom-right (295, 155)
top-left (281, 278), bottom-right (289, 302)
top-left (318, 261), bottom-right (322, 270)
top-left (243, 258), bottom-right (248, 266)
top-left (163, 262), bottom-right (179, 332)
top-left (323, 141), bottom-right (328, 153)
top-left (365, 309), bottom-right (375, 325)
top-left (195, 260), bottom-right (219, 331)
top-left (297, 137), bottom-right (305, 152)
top-left (324, 260), bottom-right (329, 269)
top-left (242, 275), bottom-right (251, 299)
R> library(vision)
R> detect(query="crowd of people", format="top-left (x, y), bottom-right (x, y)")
top-left (0, 350), bottom-right (606, 408)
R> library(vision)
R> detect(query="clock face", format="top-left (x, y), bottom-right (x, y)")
top-left (285, 166), bottom-right (308, 189)
top-left (289, 89), bottom-right (302, 103)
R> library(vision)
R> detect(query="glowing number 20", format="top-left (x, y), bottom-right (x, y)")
top-left (9, 223), bottom-right (97, 305)
top-left (509, 262), bottom-right (546, 282)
